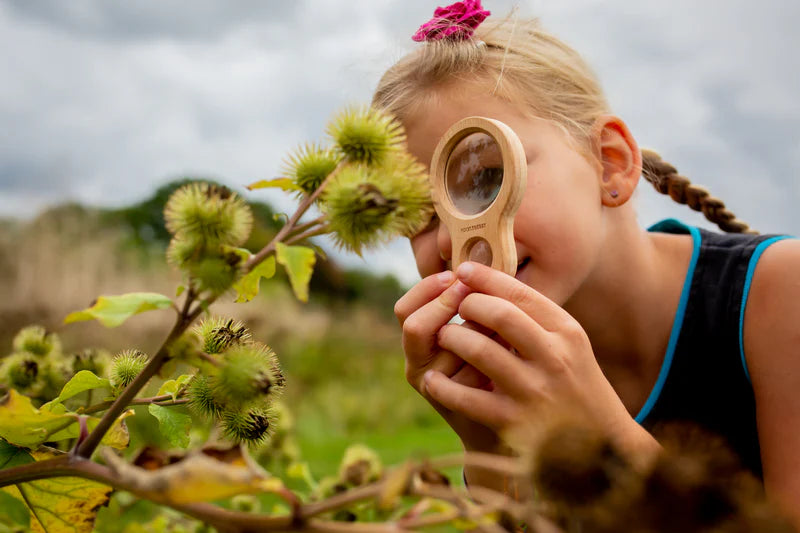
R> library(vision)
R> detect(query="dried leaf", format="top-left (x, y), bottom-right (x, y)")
top-left (378, 461), bottom-right (412, 511)
top-left (102, 448), bottom-right (284, 504)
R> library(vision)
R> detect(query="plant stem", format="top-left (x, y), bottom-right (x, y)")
top-left (285, 225), bottom-right (331, 247)
top-left (285, 215), bottom-right (326, 241)
top-left (300, 483), bottom-right (383, 519)
top-left (245, 162), bottom-right (344, 272)
top-left (80, 395), bottom-right (189, 416)
top-left (0, 456), bottom-right (418, 533)
top-left (75, 315), bottom-right (192, 458)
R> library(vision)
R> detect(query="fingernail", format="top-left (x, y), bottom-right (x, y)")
top-left (437, 270), bottom-right (454, 285)
top-left (451, 280), bottom-right (471, 297)
top-left (457, 262), bottom-right (474, 280)
top-left (423, 370), bottom-right (434, 385)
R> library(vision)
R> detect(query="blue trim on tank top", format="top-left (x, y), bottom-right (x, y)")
top-left (634, 218), bottom-right (701, 425)
top-left (738, 236), bottom-right (794, 383)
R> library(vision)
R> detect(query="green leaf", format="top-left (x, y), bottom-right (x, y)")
top-left (41, 370), bottom-right (111, 410)
top-left (275, 243), bottom-right (316, 302)
top-left (148, 404), bottom-right (191, 449)
top-left (0, 490), bottom-right (30, 528)
top-left (175, 284), bottom-right (185, 297)
top-left (3, 447), bottom-right (112, 533)
top-left (0, 390), bottom-right (131, 449)
top-left (0, 439), bottom-right (35, 469)
top-left (233, 256), bottom-right (276, 303)
top-left (64, 292), bottom-right (173, 328)
top-left (156, 374), bottom-right (192, 400)
top-left (246, 178), bottom-right (302, 192)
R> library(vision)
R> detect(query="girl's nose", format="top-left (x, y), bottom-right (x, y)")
top-left (437, 221), bottom-right (452, 263)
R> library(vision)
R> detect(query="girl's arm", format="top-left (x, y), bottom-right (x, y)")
top-left (743, 238), bottom-right (800, 526)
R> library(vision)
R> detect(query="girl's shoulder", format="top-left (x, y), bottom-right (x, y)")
top-left (740, 237), bottom-right (800, 500)
top-left (742, 237), bottom-right (800, 374)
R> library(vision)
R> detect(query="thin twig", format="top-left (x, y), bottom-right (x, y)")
top-left (80, 395), bottom-right (189, 416)
top-left (285, 225), bottom-right (331, 246)
top-left (285, 215), bottom-right (326, 241)
top-left (245, 162), bottom-right (344, 272)
top-left (76, 315), bottom-right (192, 457)
top-left (300, 483), bottom-right (383, 519)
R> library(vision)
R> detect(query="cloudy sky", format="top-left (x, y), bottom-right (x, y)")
top-left (1, 1), bottom-right (798, 286)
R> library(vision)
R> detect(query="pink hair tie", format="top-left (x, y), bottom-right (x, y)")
top-left (412, 0), bottom-right (491, 42)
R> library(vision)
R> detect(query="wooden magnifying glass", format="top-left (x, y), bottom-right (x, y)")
top-left (429, 116), bottom-right (527, 276)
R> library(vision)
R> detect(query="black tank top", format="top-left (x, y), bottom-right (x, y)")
top-left (634, 219), bottom-right (793, 477)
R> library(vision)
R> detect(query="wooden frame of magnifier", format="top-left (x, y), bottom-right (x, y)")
top-left (429, 116), bottom-right (527, 276)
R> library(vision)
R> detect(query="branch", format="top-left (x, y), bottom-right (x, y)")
top-left (76, 313), bottom-right (194, 458)
top-left (80, 395), bottom-right (189, 416)
top-left (285, 215), bottom-right (326, 241)
top-left (245, 162), bottom-right (344, 272)
top-left (0, 456), bottom-right (417, 533)
top-left (285, 224), bottom-right (331, 247)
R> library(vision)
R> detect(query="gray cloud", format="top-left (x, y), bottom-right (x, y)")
top-left (3, 0), bottom-right (299, 42)
top-left (0, 0), bottom-right (797, 286)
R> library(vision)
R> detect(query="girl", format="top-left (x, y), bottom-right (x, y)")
top-left (372, 2), bottom-right (800, 522)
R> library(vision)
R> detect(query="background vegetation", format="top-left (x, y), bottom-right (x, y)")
top-left (0, 180), bottom-right (461, 528)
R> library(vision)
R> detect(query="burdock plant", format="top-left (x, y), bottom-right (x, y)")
top-left (0, 104), bottom-right (480, 533)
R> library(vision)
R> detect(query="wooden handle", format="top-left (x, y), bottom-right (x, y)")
top-left (429, 117), bottom-right (527, 276)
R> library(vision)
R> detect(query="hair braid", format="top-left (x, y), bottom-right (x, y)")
top-left (640, 149), bottom-right (756, 234)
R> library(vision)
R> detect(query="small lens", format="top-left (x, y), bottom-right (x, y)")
top-left (466, 238), bottom-right (493, 266)
top-left (445, 132), bottom-right (504, 215)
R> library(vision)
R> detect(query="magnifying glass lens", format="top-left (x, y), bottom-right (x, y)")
top-left (445, 132), bottom-right (504, 215)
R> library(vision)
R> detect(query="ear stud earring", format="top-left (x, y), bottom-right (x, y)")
top-left (610, 190), bottom-right (619, 199)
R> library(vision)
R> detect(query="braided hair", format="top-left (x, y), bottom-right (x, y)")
top-left (641, 150), bottom-right (756, 234)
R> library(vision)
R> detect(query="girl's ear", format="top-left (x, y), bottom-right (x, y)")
top-left (592, 115), bottom-right (642, 207)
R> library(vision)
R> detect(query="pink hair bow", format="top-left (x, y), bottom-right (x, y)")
top-left (412, 0), bottom-right (491, 42)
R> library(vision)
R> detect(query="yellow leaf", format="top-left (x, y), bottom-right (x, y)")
top-left (0, 390), bottom-right (78, 447)
top-left (102, 448), bottom-right (284, 504)
top-left (246, 178), bottom-right (302, 191)
top-left (3, 447), bottom-right (112, 533)
top-left (275, 243), bottom-right (315, 302)
top-left (64, 292), bottom-right (173, 328)
top-left (0, 391), bottom-right (132, 449)
top-left (233, 256), bottom-right (276, 302)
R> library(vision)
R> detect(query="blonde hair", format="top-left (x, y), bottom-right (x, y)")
top-left (373, 16), bottom-right (755, 234)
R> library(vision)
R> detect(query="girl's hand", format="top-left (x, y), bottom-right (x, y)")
top-left (424, 262), bottom-right (659, 458)
top-left (394, 271), bottom-right (506, 454)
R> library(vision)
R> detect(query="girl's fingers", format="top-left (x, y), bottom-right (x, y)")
top-left (424, 370), bottom-right (514, 431)
top-left (401, 280), bottom-right (472, 366)
top-left (457, 293), bottom-right (552, 362)
top-left (394, 271), bottom-right (455, 325)
top-left (455, 262), bottom-right (571, 331)
top-left (450, 361), bottom-right (491, 389)
top-left (437, 323), bottom-right (531, 396)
